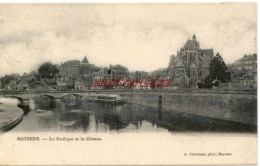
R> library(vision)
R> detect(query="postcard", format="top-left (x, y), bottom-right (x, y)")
top-left (0, 3), bottom-right (257, 165)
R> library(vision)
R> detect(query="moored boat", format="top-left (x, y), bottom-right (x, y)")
top-left (89, 94), bottom-right (125, 104)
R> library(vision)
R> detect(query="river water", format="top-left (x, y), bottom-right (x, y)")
top-left (1, 97), bottom-right (256, 133)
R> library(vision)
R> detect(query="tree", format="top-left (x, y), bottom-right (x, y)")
top-left (207, 53), bottom-right (231, 83)
top-left (82, 74), bottom-right (94, 88)
top-left (0, 74), bottom-right (21, 88)
top-left (38, 62), bottom-right (59, 79)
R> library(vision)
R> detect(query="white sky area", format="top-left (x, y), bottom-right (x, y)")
top-left (0, 3), bottom-right (257, 76)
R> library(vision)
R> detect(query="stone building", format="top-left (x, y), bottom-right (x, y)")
top-left (59, 60), bottom-right (81, 80)
top-left (91, 67), bottom-right (112, 90)
top-left (236, 54), bottom-right (257, 72)
top-left (91, 64), bottom-right (129, 89)
top-left (17, 79), bottom-right (29, 91)
top-left (59, 56), bottom-right (100, 89)
top-left (33, 81), bottom-right (49, 90)
top-left (168, 34), bottom-right (214, 87)
top-left (240, 74), bottom-right (256, 89)
top-left (232, 54), bottom-right (257, 90)
top-left (79, 56), bottom-right (99, 76)
top-left (108, 64), bottom-right (129, 80)
top-left (59, 56), bottom-right (94, 80)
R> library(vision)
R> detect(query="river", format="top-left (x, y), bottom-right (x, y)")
top-left (1, 97), bottom-right (256, 133)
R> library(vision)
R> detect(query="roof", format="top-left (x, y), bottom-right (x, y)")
top-left (183, 39), bottom-right (198, 50)
top-left (201, 49), bottom-right (214, 57)
top-left (35, 81), bottom-right (47, 86)
top-left (63, 60), bottom-right (81, 66)
top-left (201, 63), bottom-right (210, 68)
top-left (175, 61), bottom-right (185, 67)
top-left (240, 54), bottom-right (257, 61)
top-left (190, 63), bottom-right (197, 68)
top-left (82, 56), bottom-right (89, 63)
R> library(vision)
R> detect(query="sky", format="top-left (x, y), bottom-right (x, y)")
top-left (0, 3), bottom-right (257, 76)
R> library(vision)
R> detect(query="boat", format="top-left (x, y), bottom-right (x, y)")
top-left (35, 109), bottom-right (47, 113)
top-left (89, 94), bottom-right (125, 104)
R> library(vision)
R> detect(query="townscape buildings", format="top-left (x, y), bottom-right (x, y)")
top-left (235, 54), bottom-right (257, 89)
top-left (0, 34), bottom-right (257, 91)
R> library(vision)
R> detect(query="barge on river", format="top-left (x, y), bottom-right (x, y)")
top-left (89, 94), bottom-right (125, 104)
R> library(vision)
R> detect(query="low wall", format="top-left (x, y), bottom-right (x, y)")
top-left (99, 90), bottom-right (257, 124)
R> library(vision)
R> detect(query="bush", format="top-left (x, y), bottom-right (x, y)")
top-left (197, 82), bottom-right (204, 89)
top-left (197, 82), bottom-right (213, 89)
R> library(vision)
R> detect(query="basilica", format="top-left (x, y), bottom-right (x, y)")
top-left (168, 34), bottom-right (214, 87)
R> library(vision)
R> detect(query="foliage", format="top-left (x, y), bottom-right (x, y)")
top-left (208, 53), bottom-right (231, 83)
top-left (0, 74), bottom-right (21, 88)
top-left (197, 53), bottom-right (230, 89)
top-left (82, 74), bottom-right (94, 87)
top-left (38, 63), bottom-right (59, 79)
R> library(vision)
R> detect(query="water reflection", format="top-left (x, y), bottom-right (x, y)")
top-left (2, 97), bottom-right (256, 133)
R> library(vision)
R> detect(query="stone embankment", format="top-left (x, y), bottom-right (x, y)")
top-left (99, 90), bottom-right (257, 125)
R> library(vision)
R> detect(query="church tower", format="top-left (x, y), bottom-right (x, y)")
top-left (192, 34), bottom-right (196, 41)
top-left (82, 56), bottom-right (89, 64)
top-left (80, 55), bottom-right (90, 76)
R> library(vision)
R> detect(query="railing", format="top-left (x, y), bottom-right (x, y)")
top-left (0, 88), bottom-right (256, 95)
top-left (0, 89), bottom-right (98, 95)
top-left (95, 88), bottom-right (256, 95)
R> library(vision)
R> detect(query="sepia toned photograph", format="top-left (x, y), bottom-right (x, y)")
top-left (0, 3), bottom-right (257, 165)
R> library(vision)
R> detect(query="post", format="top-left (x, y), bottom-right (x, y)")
top-left (158, 96), bottom-right (163, 120)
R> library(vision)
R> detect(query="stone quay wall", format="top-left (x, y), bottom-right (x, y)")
top-left (99, 90), bottom-right (257, 124)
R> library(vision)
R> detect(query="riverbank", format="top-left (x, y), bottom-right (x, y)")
top-left (0, 104), bottom-right (24, 133)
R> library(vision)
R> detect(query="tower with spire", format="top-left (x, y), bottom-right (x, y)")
top-left (81, 56), bottom-right (89, 64)
top-left (79, 55), bottom-right (92, 75)
top-left (192, 34), bottom-right (196, 41)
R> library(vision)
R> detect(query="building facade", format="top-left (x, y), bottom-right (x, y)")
top-left (59, 56), bottom-right (101, 89)
top-left (237, 54), bottom-right (257, 72)
top-left (168, 34), bottom-right (214, 87)
top-left (240, 74), bottom-right (256, 89)
top-left (91, 64), bottom-right (129, 90)
top-left (59, 60), bottom-right (81, 80)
